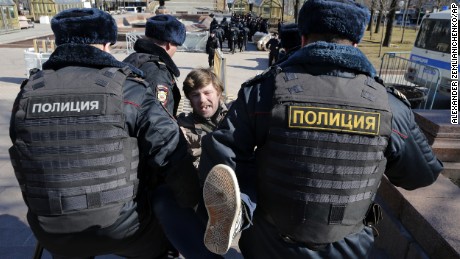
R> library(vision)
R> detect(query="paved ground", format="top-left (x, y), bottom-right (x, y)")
top-left (0, 23), bottom-right (268, 259)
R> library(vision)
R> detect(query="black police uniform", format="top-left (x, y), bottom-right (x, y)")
top-left (206, 34), bottom-right (219, 67)
top-left (124, 38), bottom-right (182, 116)
top-left (9, 43), bottom-right (187, 258)
top-left (199, 41), bottom-right (442, 258)
top-left (266, 37), bottom-right (280, 66)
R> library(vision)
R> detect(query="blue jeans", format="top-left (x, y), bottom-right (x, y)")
top-left (152, 184), bottom-right (222, 259)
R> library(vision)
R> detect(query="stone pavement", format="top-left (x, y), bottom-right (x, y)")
top-left (0, 24), bottom-right (268, 259)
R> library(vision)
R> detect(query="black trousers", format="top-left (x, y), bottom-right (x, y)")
top-left (29, 193), bottom-right (170, 259)
top-left (239, 211), bottom-right (375, 259)
top-left (268, 52), bottom-right (278, 66)
top-left (208, 52), bottom-right (215, 67)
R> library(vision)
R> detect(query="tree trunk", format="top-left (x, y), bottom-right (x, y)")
top-left (382, 0), bottom-right (397, 47)
top-left (375, 12), bottom-right (382, 33)
top-left (294, 0), bottom-right (300, 23)
top-left (368, 3), bottom-right (374, 32)
top-left (415, 8), bottom-right (422, 31)
top-left (368, 0), bottom-right (375, 31)
top-left (400, 0), bottom-right (412, 43)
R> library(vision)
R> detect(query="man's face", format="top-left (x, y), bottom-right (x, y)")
top-left (189, 82), bottom-right (221, 119)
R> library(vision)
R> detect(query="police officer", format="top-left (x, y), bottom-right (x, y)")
top-left (206, 32), bottom-right (219, 68)
top-left (124, 14), bottom-right (186, 117)
top-left (276, 23), bottom-right (301, 64)
top-left (228, 23), bottom-right (239, 54)
top-left (9, 8), bottom-right (187, 258)
top-left (214, 25), bottom-right (225, 50)
top-left (265, 33), bottom-right (280, 66)
top-left (220, 17), bottom-right (229, 41)
top-left (199, 0), bottom-right (443, 257)
top-left (210, 17), bottom-right (219, 32)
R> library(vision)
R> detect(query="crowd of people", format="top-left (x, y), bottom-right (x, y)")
top-left (206, 12), bottom-right (302, 68)
top-left (206, 12), bottom-right (271, 56)
top-left (8, 1), bottom-right (443, 259)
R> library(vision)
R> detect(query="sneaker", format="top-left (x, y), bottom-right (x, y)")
top-left (203, 164), bottom-right (242, 255)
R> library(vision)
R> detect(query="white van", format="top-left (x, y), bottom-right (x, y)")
top-left (406, 10), bottom-right (451, 96)
top-left (119, 7), bottom-right (137, 13)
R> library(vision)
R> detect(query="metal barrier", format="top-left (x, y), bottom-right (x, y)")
top-left (179, 31), bottom-right (208, 52)
top-left (126, 31), bottom-right (209, 54)
top-left (24, 48), bottom-right (52, 77)
top-left (379, 52), bottom-right (441, 110)
top-left (126, 32), bottom-right (143, 54)
top-left (213, 48), bottom-right (228, 100)
top-left (33, 39), bottom-right (55, 53)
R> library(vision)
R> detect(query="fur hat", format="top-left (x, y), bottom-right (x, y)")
top-left (51, 8), bottom-right (117, 46)
top-left (279, 23), bottom-right (301, 50)
top-left (145, 15), bottom-right (186, 46)
top-left (298, 0), bottom-right (370, 43)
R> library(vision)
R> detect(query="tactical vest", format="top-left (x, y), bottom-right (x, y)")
top-left (258, 69), bottom-right (392, 244)
top-left (9, 66), bottom-right (139, 232)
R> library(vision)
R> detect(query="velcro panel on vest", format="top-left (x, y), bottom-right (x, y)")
top-left (258, 71), bottom-right (392, 243)
top-left (12, 66), bottom-right (139, 216)
top-left (329, 204), bottom-right (346, 224)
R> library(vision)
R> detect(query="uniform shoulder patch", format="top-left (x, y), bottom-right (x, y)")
top-left (387, 86), bottom-right (411, 108)
top-left (241, 66), bottom-right (282, 88)
top-left (126, 76), bottom-right (149, 87)
top-left (157, 85), bottom-right (169, 106)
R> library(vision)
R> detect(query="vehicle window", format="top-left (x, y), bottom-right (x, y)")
top-left (8, 6), bottom-right (15, 18)
top-left (415, 18), bottom-right (450, 54)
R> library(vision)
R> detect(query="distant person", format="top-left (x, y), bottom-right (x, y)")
top-left (198, 0), bottom-right (443, 257)
top-left (206, 31), bottom-right (219, 67)
top-left (124, 14), bottom-right (186, 117)
top-left (265, 33), bottom-right (280, 66)
top-left (210, 17), bottom-right (219, 32)
top-left (277, 23), bottom-right (301, 63)
top-left (214, 25), bottom-right (225, 49)
top-left (260, 18), bottom-right (269, 33)
top-left (228, 24), bottom-right (239, 54)
top-left (9, 8), bottom-right (188, 258)
top-left (220, 17), bottom-right (230, 41)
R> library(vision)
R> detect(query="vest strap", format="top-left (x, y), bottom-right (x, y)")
top-left (27, 185), bottom-right (136, 214)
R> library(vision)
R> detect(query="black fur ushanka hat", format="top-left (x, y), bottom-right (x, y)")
top-left (279, 23), bottom-right (301, 50)
top-left (51, 8), bottom-right (117, 46)
top-left (145, 14), bottom-right (186, 46)
top-left (298, 0), bottom-right (370, 43)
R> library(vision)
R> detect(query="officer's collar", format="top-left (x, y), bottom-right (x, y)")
top-left (42, 44), bottom-right (144, 77)
top-left (280, 41), bottom-right (376, 77)
top-left (134, 38), bottom-right (180, 77)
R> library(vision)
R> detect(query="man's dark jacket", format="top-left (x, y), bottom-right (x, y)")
top-left (123, 38), bottom-right (181, 116)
